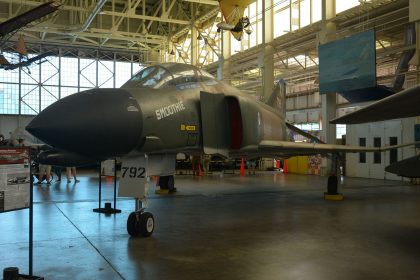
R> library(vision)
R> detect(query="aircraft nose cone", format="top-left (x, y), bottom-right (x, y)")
top-left (26, 88), bottom-right (142, 159)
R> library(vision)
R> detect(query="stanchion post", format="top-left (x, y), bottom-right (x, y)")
top-left (113, 158), bottom-right (117, 210)
top-left (98, 168), bottom-right (102, 209)
top-left (29, 149), bottom-right (33, 276)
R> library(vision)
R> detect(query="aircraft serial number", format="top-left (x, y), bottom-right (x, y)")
top-left (122, 167), bottom-right (146, 178)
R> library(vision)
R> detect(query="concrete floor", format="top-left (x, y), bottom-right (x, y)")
top-left (1, 171), bottom-right (420, 280)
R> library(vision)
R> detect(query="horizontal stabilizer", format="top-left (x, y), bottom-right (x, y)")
top-left (385, 155), bottom-right (420, 178)
top-left (331, 85), bottom-right (420, 124)
top-left (338, 85), bottom-right (394, 103)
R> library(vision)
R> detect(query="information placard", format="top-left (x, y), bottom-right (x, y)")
top-left (0, 148), bottom-right (30, 213)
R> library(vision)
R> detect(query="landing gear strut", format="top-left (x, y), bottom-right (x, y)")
top-left (324, 154), bottom-right (343, 201)
top-left (127, 199), bottom-right (154, 237)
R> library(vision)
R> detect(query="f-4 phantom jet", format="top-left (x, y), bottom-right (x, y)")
top-left (26, 63), bottom-right (415, 237)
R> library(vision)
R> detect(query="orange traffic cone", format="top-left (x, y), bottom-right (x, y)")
top-left (240, 158), bottom-right (245, 176)
top-left (198, 163), bottom-right (203, 176)
top-left (283, 160), bottom-right (288, 173)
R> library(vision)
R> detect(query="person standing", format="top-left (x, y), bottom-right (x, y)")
top-left (66, 167), bottom-right (80, 183)
top-left (52, 166), bottom-right (62, 182)
top-left (37, 164), bottom-right (52, 184)
top-left (247, 159), bottom-right (256, 175)
top-left (202, 154), bottom-right (211, 175)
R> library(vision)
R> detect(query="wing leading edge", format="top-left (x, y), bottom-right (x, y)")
top-left (229, 140), bottom-right (417, 158)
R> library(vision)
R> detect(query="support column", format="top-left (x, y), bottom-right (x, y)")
top-left (319, 0), bottom-right (336, 174)
top-left (218, 30), bottom-right (231, 82)
top-left (409, 0), bottom-right (420, 156)
top-left (191, 24), bottom-right (198, 65)
top-left (262, 0), bottom-right (274, 102)
top-left (409, 0), bottom-right (420, 83)
top-left (417, 21), bottom-right (420, 84)
top-left (190, 2), bottom-right (198, 66)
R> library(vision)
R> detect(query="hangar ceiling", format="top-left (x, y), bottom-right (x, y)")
top-left (0, 0), bottom-right (415, 99)
top-left (0, 0), bottom-right (219, 52)
top-left (204, 0), bottom-right (414, 97)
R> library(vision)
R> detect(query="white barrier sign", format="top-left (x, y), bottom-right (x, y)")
top-left (101, 159), bottom-right (115, 176)
top-left (118, 156), bottom-right (148, 198)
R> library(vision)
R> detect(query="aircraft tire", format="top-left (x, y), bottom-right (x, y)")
top-left (167, 176), bottom-right (176, 192)
top-left (159, 176), bottom-right (169, 189)
top-left (139, 212), bottom-right (155, 237)
top-left (127, 212), bottom-right (141, 237)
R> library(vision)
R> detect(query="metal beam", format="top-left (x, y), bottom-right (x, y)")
top-left (100, 11), bottom-right (190, 25)
top-left (0, 0), bottom-right (92, 13)
top-left (182, 0), bottom-right (219, 5)
top-left (11, 25), bottom-right (165, 45)
top-left (89, 28), bottom-right (165, 40)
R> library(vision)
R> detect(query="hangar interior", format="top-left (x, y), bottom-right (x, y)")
top-left (1, 0), bottom-right (420, 279)
top-left (1, 0), bottom-right (419, 179)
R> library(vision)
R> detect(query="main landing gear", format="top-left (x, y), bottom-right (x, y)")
top-left (158, 175), bottom-right (177, 192)
top-left (127, 199), bottom-right (154, 237)
top-left (324, 154), bottom-right (343, 201)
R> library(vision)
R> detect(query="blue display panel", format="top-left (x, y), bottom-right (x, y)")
top-left (319, 29), bottom-right (376, 94)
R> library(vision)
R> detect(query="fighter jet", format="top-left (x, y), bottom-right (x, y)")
top-left (26, 63), bottom-right (416, 237)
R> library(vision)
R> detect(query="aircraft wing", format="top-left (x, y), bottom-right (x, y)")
top-left (331, 85), bottom-right (420, 124)
top-left (231, 140), bottom-right (416, 158)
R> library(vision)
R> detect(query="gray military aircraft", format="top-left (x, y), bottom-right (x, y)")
top-left (26, 63), bottom-right (415, 237)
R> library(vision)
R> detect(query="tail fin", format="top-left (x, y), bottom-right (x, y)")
top-left (285, 122), bottom-right (325, 143)
top-left (266, 79), bottom-right (324, 143)
top-left (266, 79), bottom-right (286, 119)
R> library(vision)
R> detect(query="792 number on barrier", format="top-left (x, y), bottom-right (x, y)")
top-left (119, 156), bottom-right (148, 198)
top-left (121, 167), bottom-right (146, 178)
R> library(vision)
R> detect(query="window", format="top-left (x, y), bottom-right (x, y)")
top-left (273, 0), bottom-right (322, 39)
top-left (336, 124), bottom-right (346, 139)
top-left (115, 61), bottom-right (133, 88)
top-left (98, 60), bottom-right (114, 88)
top-left (389, 137), bottom-right (398, 164)
top-left (122, 66), bottom-right (173, 89)
top-left (0, 52), bottom-right (143, 115)
top-left (373, 137), bottom-right (381, 164)
top-left (79, 58), bottom-right (96, 88)
top-left (60, 57), bottom-right (78, 87)
top-left (336, 0), bottom-right (360, 14)
top-left (359, 138), bottom-right (366, 163)
top-left (274, 3), bottom-right (290, 38)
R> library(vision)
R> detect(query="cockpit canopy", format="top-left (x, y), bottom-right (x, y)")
top-left (121, 63), bottom-right (217, 89)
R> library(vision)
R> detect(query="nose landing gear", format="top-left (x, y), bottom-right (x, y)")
top-left (127, 199), bottom-right (155, 237)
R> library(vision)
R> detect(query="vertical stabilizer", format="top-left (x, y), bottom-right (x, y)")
top-left (266, 79), bottom-right (286, 119)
